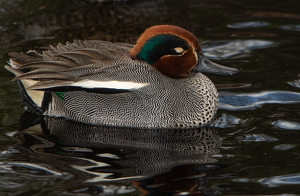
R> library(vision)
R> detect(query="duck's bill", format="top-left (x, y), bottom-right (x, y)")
top-left (194, 55), bottom-right (239, 75)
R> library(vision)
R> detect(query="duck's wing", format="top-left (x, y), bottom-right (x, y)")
top-left (6, 40), bottom-right (148, 94)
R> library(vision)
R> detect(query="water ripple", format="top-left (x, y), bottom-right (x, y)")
top-left (259, 173), bottom-right (300, 187)
top-left (288, 79), bottom-right (300, 88)
top-left (70, 185), bottom-right (136, 195)
top-left (227, 21), bottom-right (269, 29)
top-left (219, 91), bottom-right (300, 110)
top-left (203, 40), bottom-right (274, 60)
top-left (274, 144), bottom-right (296, 151)
top-left (272, 120), bottom-right (300, 130)
top-left (0, 162), bottom-right (63, 176)
top-left (281, 24), bottom-right (300, 31)
top-left (215, 113), bottom-right (242, 128)
top-left (239, 134), bottom-right (278, 142)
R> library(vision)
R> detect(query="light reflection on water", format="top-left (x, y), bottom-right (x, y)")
top-left (289, 79), bottom-right (300, 88)
top-left (281, 24), bottom-right (300, 31)
top-left (0, 115), bottom-right (221, 194)
top-left (215, 113), bottom-right (242, 128)
top-left (219, 91), bottom-right (300, 110)
top-left (0, 162), bottom-right (64, 177)
top-left (272, 120), bottom-right (300, 130)
top-left (227, 21), bottom-right (270, 29)
top-left (274, 144), bottom-right (296, 151)
top-left (0, 0), bottom-right (300, 195)
top-left (259, 173), bottom-right (300, 187)
top-left (239, 134), bottom-right (278, 142)
top-left (203, 39), bottom-right (274, 60)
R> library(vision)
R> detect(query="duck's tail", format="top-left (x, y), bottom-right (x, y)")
top-left (5, 51), bottom-right (47, 114)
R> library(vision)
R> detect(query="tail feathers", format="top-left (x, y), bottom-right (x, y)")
top-left (9, 51), bottom-right (43, 65)
top-left (5, 62), bottom-right (47, 114)
top-left (5, 65), bottom-right (23, 77)
top-left (5, 50), bottom-right (54, 114)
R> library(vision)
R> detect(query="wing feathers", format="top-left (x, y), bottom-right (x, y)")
top-left (5, 65), bottom-right (24, 77)
top-left (20, 61), bottom-right (76, 70)
top-left (27, 80), bottom-right (74, 90)
top-left (12, 69), bottom-right (75, 81)
top-left (6, 40), bottom-right (142, 94)
top-left (9, 52), bottom-right (43, 65)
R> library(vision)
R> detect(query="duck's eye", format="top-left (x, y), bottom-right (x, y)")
top-left (174, 47), bottom-right (184, 54)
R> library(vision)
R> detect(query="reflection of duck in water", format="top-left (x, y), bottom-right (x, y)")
top-left (10, 112), bottom-right (222, 194)
top-left (6, 25), bottom-right (238, 128)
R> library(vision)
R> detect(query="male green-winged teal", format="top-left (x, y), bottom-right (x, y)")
top-left (5, 25), bottom-right (238, 128)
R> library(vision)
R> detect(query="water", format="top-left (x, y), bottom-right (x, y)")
top-left (1, 0), bottom-right (300, 195)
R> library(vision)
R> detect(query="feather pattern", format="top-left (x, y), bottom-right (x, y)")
top-left (6, 40), bottom-right (219, 128)
top-left (20, 61), bottom-right (76, 70)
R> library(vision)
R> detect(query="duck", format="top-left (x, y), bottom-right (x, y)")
top-left (5, 25), bottom-right (238, 129)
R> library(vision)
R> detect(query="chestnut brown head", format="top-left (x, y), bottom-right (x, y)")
top-left (130, 25), bottom-right (238, 79)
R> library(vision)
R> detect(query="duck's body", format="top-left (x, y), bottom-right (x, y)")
top-left (5, 25), bottom-right (238, 128)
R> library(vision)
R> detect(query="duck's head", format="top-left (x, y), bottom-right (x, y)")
top-left (130, 25), bottom-right (238, 79)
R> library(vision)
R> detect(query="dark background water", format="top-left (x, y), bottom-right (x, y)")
top-left (1, 0), bottom-right (300, 195)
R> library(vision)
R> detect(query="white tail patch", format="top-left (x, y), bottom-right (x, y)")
top-left (22, 79), bottom-right (44, 107)
top-left (71, 80), bottom-right (149, 90)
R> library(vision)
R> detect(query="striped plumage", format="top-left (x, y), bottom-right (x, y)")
top-left (5, 25), bottom-right (238, 128)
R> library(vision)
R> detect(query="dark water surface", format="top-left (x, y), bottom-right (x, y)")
top-left (1, 0), bottom-right (300, 195)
